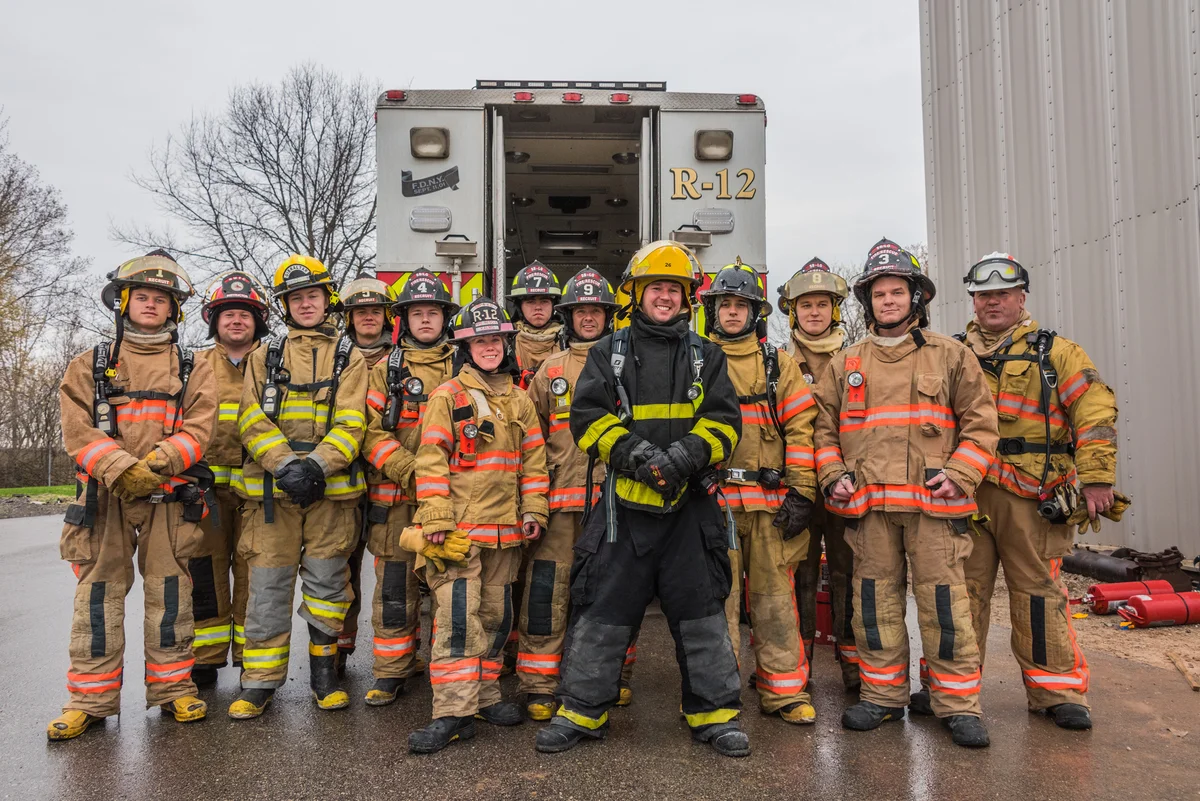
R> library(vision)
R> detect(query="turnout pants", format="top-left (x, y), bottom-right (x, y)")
top-left (965, 481), bottom-right (1089, 709)
top-left (426, 544), bottom-right (522, 719)
top-left (555, 494), bottom-right (742, 733)
top-left (237, 497), bottom-right (357, 690)
top-left (365, 503), bottom-right (422, 679)
top-left (846, 510), bottom-right (982, 717)
top-left (796, 503), bottom-right (859, 687)
top-left (190, 485), bottom-right (247, 666)
top-left (341, 501), bottom-right (370, 657)
top-left (59, 492), bottom-right (203, 716)
top-left (723, 509), bottom-right (811, 712)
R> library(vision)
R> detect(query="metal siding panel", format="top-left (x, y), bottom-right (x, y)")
top-left (922, 0), bottom-right (1200, 556)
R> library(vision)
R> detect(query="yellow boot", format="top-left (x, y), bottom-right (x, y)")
top-left (778, 701), bottom-right (817, 725)
top-left (47, 710), bottom-right (103, 741)
top-left (228, 689), bottom-right (274, 719)
top-left (616, 685), bottom-right (633, 707)
top-left (161, 695), bottom-right (207, 722)
top-left (526, 694), bottom-right (557, 721)
top-left (309, 637), bottom-right (350, 711)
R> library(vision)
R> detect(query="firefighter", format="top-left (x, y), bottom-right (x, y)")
top-left (507, 260), bottom-right (565, 388)
top-left (48, 250), bottom-right (217, 740)
top-left (407, 297), bottom-right (550, 754)
top-left (191, 271), bottom-right (271, 687)
top-left (519, 268), bottom-right (634, 720)
top-left (228, 254), bottom-right (368, 719)
top-left (778, 257), bottom-right (860, 692)
top-left (536, 241), bottom-right (748, 758)
top-left (360, 269), bottom-right (458, 706)
top-left (919, 253), bottom-right (1118, 730)
top-left (337, 275), bottom-right (399, 674)
top-left (701, 261), bottom-right (819, 724)
top-left (812, 238), bottom-right (999, 748)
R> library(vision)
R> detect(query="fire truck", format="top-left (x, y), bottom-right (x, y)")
top-left (375, 80), bottom-right (767, 312)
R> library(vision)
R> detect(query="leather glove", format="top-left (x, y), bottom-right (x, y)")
top-left (399, 526), bottom-right (471, 572)
top-left (1067, 490), bottom-right (1132, 535)
top-left (772, 488), bottom-right (815, 540)
top-left (142, 450), bottom-right (172, 478)
top-left (112, 462), bottom-right (166, 502)
top-left (609, 434), bottom-right (663, 474)
top-left (635, 442), bottom-right (697, 499)
top-left (293, 459), bottom-right (327, 508)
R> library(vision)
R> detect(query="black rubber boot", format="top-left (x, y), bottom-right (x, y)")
top-left (409, 716), bottom-right (476, 754)
top-left (945, 714), bottom-right (990, 747)
top-left (475, 701), bottom-right (524, 726)
top-left (841, 700), bottom-right (906, 730)
top-left (692, 722), bottom-right (751, 758)
top-left (535, 720), bottom-right (607, 753)
top-left (334, 647), bottom-right (353, 678)
top-left (909, 688), bottom-right (934, 716)
top-left (308, 625), bottom-right (349, 710)
top-left (192, 664), bottom-right (219, 688)
top-left (364, 678), bottom-right (406, 707)
top-left (1048, 703), bottom-right (1093, 730)
top-left (228, 688), bottom-right (275, 719)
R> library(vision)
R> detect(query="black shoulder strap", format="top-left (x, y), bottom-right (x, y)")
top-left (170, 344), bottom-right (195, 435)
top-left (385, 345), bottom-right (406, 394)
top-left (92, 340), bottom-right (114, 386)
top-left (610, 328), bottom-right (632, 423)
top-left (952, 331), bottom-right (967, 343)
top-left (761, 342), bottom-right (787, 439)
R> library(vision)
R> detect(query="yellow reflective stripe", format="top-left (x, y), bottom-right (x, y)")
top-left (243, 645), bottom-right (289, 668)
top-left (308, 642), bottom-right (338, 657)
top-left (555, 706), bottom-right (608, 730)
top-left (333, 409), bottom-right (365, 429)
top-left (238, 405), bottom-right (267, 434)
top-left (235, 473), bottom-right (364, 498)
top-left (193, 624), bottom-right (232, 646)
top-left (210, 465), bottom-right (233, 485)
top-left (246, 430), bottom-right (287, 458)
top-left (693, 418), bottom-right (738, 464)
top-left (579, 413), bottom-right (624, 453)
top-left (614, 475), bottom-right (684, 508)
top-left (322, 428), bottom-right (360, 460)
top-left (685, 708), bottom-right (740, 728)
top-left (325, 473), bottom-right (367, 495)
top-left (303, 593), bottom-right (351, 620)
top-left (218, 402), bottom-right (239, 422)
top-left (233, 624), bottom-right (246, 645)
top-left (631, 403), bottom-right (693, 421)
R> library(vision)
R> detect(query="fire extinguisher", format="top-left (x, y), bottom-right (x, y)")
top-left (1117, 591), bottom-right (1200, 628)
top-left (1085, 580), bottom-right (1176, 614)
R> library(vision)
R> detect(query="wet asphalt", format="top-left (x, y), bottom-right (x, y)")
top-left (3, 514), bottom-right (1199, 800)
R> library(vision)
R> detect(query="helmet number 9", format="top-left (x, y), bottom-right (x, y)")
top-left (581, 282), bottom-right (595, 295)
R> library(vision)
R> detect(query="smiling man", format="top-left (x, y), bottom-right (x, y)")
top-left (811, 238), bottom-right (999, 748)
top-left (536, 241), bottom-right (747, 758)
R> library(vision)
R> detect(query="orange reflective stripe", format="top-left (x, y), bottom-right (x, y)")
top-left (78, 438), bottom-right (120, 475)
top-left (815, 446), bottom-right (843, 469)
top-left (164, 433), bottom-right (201, 468)
top-left (717, 485), bottom-right (787, 510)
top-left (66, 666), bottom-right (123, 694)
top-left (429, 658), bottom-right (480, 684)
top-left (146, 658), bottom-right (195, 683)
top-left (754, 661), bottom-right (811, 694)
top-left (996, 393), bottom-right (1068, 426)
top-left (480, 658), bottom-right (502, 681)
top-left (1059, 371), bottom-right (1089, 407)
top-left (739, 403), bottom-right (772, 425)
top-left (368, 482), bottom-right (408, 504)
top-left (837, 643), bottom-right (860, 664)
top-left (520, 476), bottom-right (550, 496)
top-left (859, 663), bottom-right (908, 686)
top-left (415, 476), bottom-right (449, 499)
top-left (839, 403), bottom-right (956, 433)
top-left (987, 461), bottom-right (1075, 499)
top-left (366, 389), bottom-right (387, 412)
top-left (625, 644), bottom-right (637, 665)
top-left (367, 440), bottom-right (400, 469)
top-left (521, 431), bottom-right (545, 450)
top-left (928, 668), bottom-right (982, 696)
top-left (516, 652), bottom-right (562, 675)
top-left (826, 483), bottom-right (978, 516)
top-left (785, 446), bottom-right (814, 465)
top-left (778, 388), bottom-right (815, 421)
top-left (373, 635), bottom-right (415, 656)
top-left (422, 425), bottom-right (454, 451)
top-left (116, 398), bottom-right (181, 426)
top-left (949, 440), bottom-right (993, 471)
top-left (460, 523), bottom-right (524, 545)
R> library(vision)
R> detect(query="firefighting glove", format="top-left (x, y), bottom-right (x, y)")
top-left (399, 526), bottom-right (470, 572)
top-left (112, 462), bottom-right (166, 502)
top-left (293, 459), bottom-right (327, 508)
top-left (274, 460), bottom-right (324, 508)
top-left (142, 450), bottom-right (172, 478)
top-left (1067, 490), bottom-right (1132, 535)
top-left (772, 488), bottom-right (815, 540)
top-left (635, 442), bottom-right (699, 500)
top-left (609, 434), bottom-right (663, 474)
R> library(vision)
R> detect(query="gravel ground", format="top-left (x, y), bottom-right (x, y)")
top-left (0, 495), bottom-right (70, 520)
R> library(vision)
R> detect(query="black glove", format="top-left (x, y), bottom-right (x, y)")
top-left (772, 488), bottom-right (815, 540)
top-left (293, 459), bottom-right (327, 508)
top-left (609, 434), bottom-right (662, 474)
top-left (635, 442), bottom-right (699, 499)
top-left (273, 461), bottom-right (309, 498)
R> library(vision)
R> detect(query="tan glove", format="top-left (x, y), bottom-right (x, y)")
top-left (1067, 490), bottom-right (1131, 535)
top-left (112, 462), bottom-right (166, 502)
top-left (398, 526), bottom-right (471, 572)
top-left (143, 450), bottom-right (172, 477)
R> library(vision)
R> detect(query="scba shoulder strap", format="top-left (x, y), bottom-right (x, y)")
top-left (609, 328), bottom-right (708, 424)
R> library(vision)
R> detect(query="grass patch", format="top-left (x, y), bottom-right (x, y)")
top-left (0, 485), bottom-right (74, 499)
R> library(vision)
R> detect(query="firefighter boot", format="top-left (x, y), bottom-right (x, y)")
top-left (778, 701), bottom-right (817, 725)
top-left (364, 678), bottom-right (405, 707)
top-left (945, 715), bottom-right (990, 748)
top-left (1048, 703), bottom-right (1093, 730)
top-left (228, 689), bottom-right (274, 719)
top-left (309, 627), bottom-right (350, 711)
top-left (526, 694), bottom-right (557, 721)
top-left (161, 695), bottom-right (208, 722)
top-left (616, 683), bottom-right (633, 707)
top-left (692, 722), bottom-right (751, 758)
top-left (409, 716), bottom-right (476, 754)
top-left (535, 719), bottom-right (608, 753)
top-left (841, 701), bottom-right (906, 731)
top-left (47, 711), bottom-right (104, 741)
top-left (909, 689), bottom-right (934, 716)
top-left (192, 665), bottom-right (219, 688)
top-left (475, 701), bottom-right (524, 726)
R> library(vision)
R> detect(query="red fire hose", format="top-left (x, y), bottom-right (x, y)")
top-left (1085, 580), bottom-right (1176, 614)
top-left (1117, 591), bottom-right (1200, 628)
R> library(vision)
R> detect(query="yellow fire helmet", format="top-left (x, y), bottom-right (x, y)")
top-left (100, 249), bottom-right (195, 323)
top-left (341, 275), bottom-right (397, 329)
top-left (271, 254), bottom-right (342, 316)
top-left (619, 240), bottom-right (703, 313)
top-left (778, 257), bottom-right (849, 327)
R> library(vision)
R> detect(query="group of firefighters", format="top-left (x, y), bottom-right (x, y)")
top-left (46, 235), bottom-right (1128, 757)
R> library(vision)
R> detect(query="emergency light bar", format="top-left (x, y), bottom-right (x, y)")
top-left (476, 80), bottom-right (667, 91)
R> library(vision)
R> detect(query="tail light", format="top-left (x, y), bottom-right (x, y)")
top-left (735, 94), bottom-right (758, 106)
top-left (562, 92), bottom-right (583, 103)
top-left (610, 92), bottom-right (631, 104)
top-left (513, 91), bottom-right (535, 102)
top-left (385, 90), bottom-right (407, 101)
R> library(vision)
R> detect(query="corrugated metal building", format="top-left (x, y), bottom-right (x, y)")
top-left (920, 0), bottom-right (1200, 556)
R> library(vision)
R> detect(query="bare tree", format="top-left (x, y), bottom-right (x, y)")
top-left (115, 63), bottom-right (378, 289)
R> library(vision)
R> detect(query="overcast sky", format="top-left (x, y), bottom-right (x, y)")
top-left (0, 0), bottom-right (925, 290)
